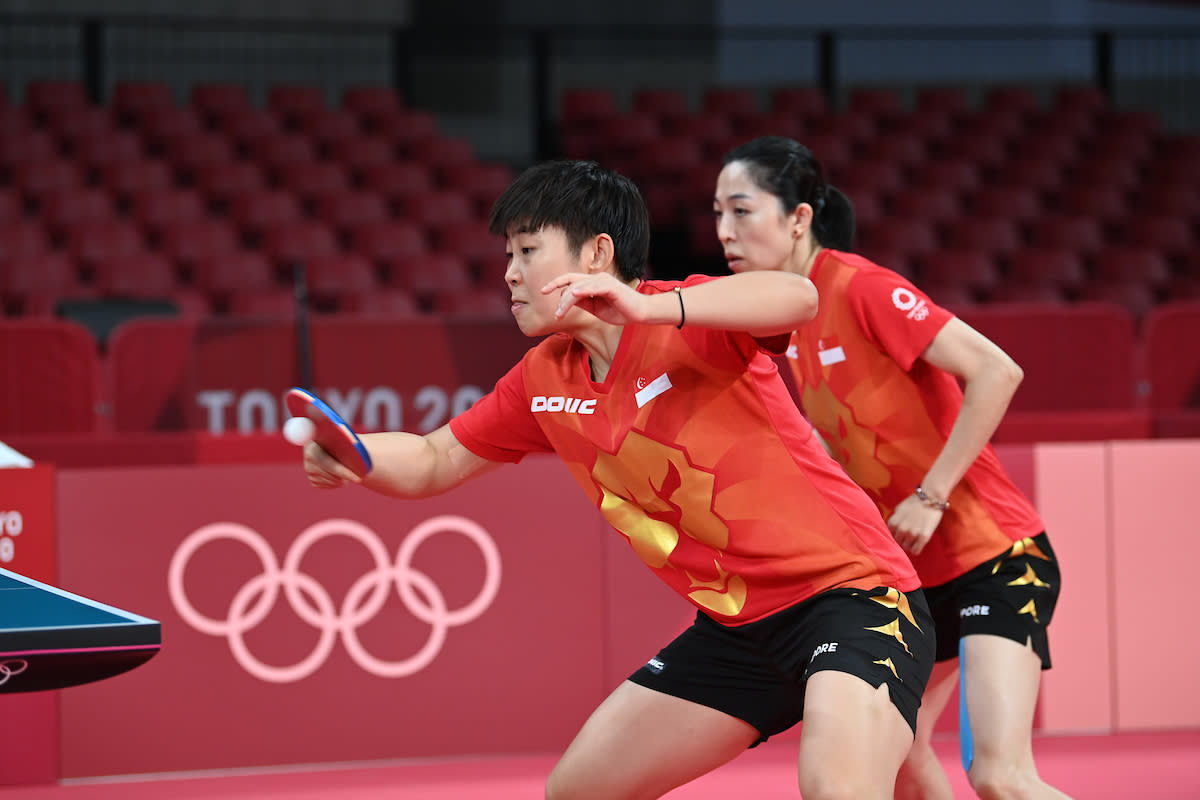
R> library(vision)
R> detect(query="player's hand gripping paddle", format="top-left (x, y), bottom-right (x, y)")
top-left (284, 387), bottom-right (374, 478)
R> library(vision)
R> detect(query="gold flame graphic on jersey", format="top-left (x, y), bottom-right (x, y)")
top-left (594, 430), bottom-right (746, 617)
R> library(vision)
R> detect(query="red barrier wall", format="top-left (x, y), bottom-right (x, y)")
top-left (0, 465), bottom-right (60, 786)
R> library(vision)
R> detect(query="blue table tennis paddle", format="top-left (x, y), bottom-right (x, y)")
top-left (285, 387), bottom-right (374, 478)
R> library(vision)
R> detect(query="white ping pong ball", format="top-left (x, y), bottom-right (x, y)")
top-left (283, 416), bottom-right (316, 446)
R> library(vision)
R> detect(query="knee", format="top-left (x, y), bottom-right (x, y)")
top-left (968, 763), bottom-right (1036, 800)
top-left (799, 773), bottom-right (880, 800)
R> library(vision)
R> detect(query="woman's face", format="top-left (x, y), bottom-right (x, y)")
top-left (713, 160), bottom-right (802, 274)
top-left (503, 224), bottom-right (586, 337)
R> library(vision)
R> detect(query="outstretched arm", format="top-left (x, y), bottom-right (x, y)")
top-left (887, 317), bottom-right (1023, 555)
top-left (546, 270), bottom-right (819, 337)
top-left (304, 422), bottom-right (502, 498)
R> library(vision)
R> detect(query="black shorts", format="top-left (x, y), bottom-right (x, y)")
top-left (628, 585), bottom-right (935, 744)
top-left (923, 532), bottom-right (1061, 668)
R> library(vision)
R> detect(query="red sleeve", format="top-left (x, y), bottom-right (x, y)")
top-left (846, 268), bottom-right (954, 371)
top-left (448, 358), bottom-right (552, 462)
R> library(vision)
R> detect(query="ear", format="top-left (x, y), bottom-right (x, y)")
top-left (791, 203), bottom-right (815, 240)
top-left (585, 233), bottom-right (617, 274)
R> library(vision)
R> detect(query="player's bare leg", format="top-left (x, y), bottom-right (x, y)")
top-left (895, 658), bottom-right (958, 800)
top-left (545, 680), bottom-right (758, 800)
top-left (798, 670), bottom-right (915, 800)
top-left (963, 634), bottom-right (1073, 800)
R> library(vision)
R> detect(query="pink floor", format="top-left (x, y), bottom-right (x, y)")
top-left (1, 730), bottom-right (1197, 799)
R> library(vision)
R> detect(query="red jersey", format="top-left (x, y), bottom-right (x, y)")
top-left (450, 275), bottom-right (919, 625)
top-left (788, 250), bottom-right (1045, 586)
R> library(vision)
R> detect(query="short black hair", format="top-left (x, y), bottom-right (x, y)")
top-left (488, 160), bottom-right (649, 281)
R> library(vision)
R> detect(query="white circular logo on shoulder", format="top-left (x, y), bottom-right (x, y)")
top-left (892, 287), bottom-right (918, 311)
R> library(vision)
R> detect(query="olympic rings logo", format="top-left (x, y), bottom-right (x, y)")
top-left (0, 659), bottom-right (28, 687)
top-left (168, 516), bottom-right (502, 683)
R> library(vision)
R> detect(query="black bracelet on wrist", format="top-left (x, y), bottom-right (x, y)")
top-left (673, 286), bottom-right (685, 329)
top-left (914, 485), bottom-right (949, 511)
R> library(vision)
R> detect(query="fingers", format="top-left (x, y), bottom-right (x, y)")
top-left (302, 442), bottom-right (361, 488)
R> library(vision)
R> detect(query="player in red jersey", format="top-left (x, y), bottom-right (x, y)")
top-left (713, 136), bottom-right (1069, 800)
top-left (304, 159), bottom-right (934, 799)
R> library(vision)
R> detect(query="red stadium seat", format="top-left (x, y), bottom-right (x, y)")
top-left (165, 132), bottom-right (238, 181)
top-left (598, 112), bottom-right (660, 159)
top-left (159, 218), bottom-right (242, 274)
top-left (1117, 215), bottom-right (1195, 264)
top-left (919, 248), bottom-right (1001, 296)
top-left (1056, 183), bottom-right (1128, 224)
top-left (1142, 301), bottom-right (1200, 437)
top-left (137, 107), bottom-right (207, 152)
top-left (1092, 246), bottom-right (1171, 289)
top-left (370, 109), bottom-right (439, 150)
top-left (112, 80), bottom-right (175, 124)
top-left (891, 185), bottom-right (960, 228)
top-left (360, 161), bottom-right (435, 207)
top-left (12, 158), bottom-right (85, 201)
top-left (192, 249), bottom-right (277, 297)
top-left (92, 251), bottom-right (180, 298)
top-left (983, 85), bottom-right (1039, 116)
top-left (920, 281), bottom-right (979, 309)
top-left (0, 129), bottom-right (58, 177)
top-left (66, 220), bottom-right (147, 273)
top-left (942, 217), bottom-right (1024, 260)
top-left (24, 80), bottom-right (90, 120)
top-left (100, 157), bottom-right (175, 201)
top-left (327, 135), bottom-right (396, 181)
top-left (1077, 277), bottom-right (1159, 321)
top-left (0, 220), bottom-right (50, 265)
top-left (251, 133), bottom-right (319, 176)
top-left (957, 302), bottom-right (1139, 412)
top-left (1055, 85), bottom-right (1108, 115)
top-left (228, 188), bottom-right (305, 242)
top-left (72, 130), bottom-right (145, 172)
top-left (41, 188), bottom-right (119, 236)
top-left (561, 87), bottom-right (621, 129)
top-left (915, 87), bottom-right (971, 117)
top-left (0, 318), bottom-right (101, 433)
top-left (225, 287), bottom-right (298, 318)
top-left (399, 251), bottom-right (474, 298)
top-left (299, 109), bottom-right (363, 152)
top-left (304, 252), bottom-right (379, 309)
top-left (339, 287), bottom-right (421, 317)
top-left (847, 87), bottom-right (903, 120)
top-left (341, 85), bottom-right (404, 123)
top-left (770, 86), bottom-right (829, 119)
top-left (260, 219), bottom-right (341, 272)
top-left (193, 161), bottom-right (268, 207)
top-left (314, 190), bottom-right (390, 239)
top-left (1006, 246), bottom-right (1088, 294)
top-left (1, 251), bottom-right (80, 296)
top-left (702, 88), bottom-right (760, 126)
top-left (412, 136), bottom-right (476, 178)
top-left (220, 108), bottom-right (285, 152)
top-left (275, 161), bottom-right (351, 206)
top-left (0, 190), bottom-right (21, 222)
top-left (436, 218), bottom-right (499, 279)
top-left (429, 285), bottom-right (512, 317)
top-left (970, 185), bottom-right (1042, 225)
top-left (190, 83), bottom-right (253, 122)
top-left (266, 84), bottom-right (327, 125)
top-left (986, 282), bottom-right (1068, 305)
top-left (1027, 214), bottom-right (1106, 258)
top-left (49, 106), bottom-right (116, 147)
top-left (939, 132), bottom-right (1009, 174)
top-left (631, 88), bottom-right (690, 126)
top-left (439, 161), bottom-right (514, 218)
top-left (862, 216), bottom-right (940, 263)
top-left (349, 220), bottom-right (430, 281)
top-left (399, 189), bottom-right (475, 242)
